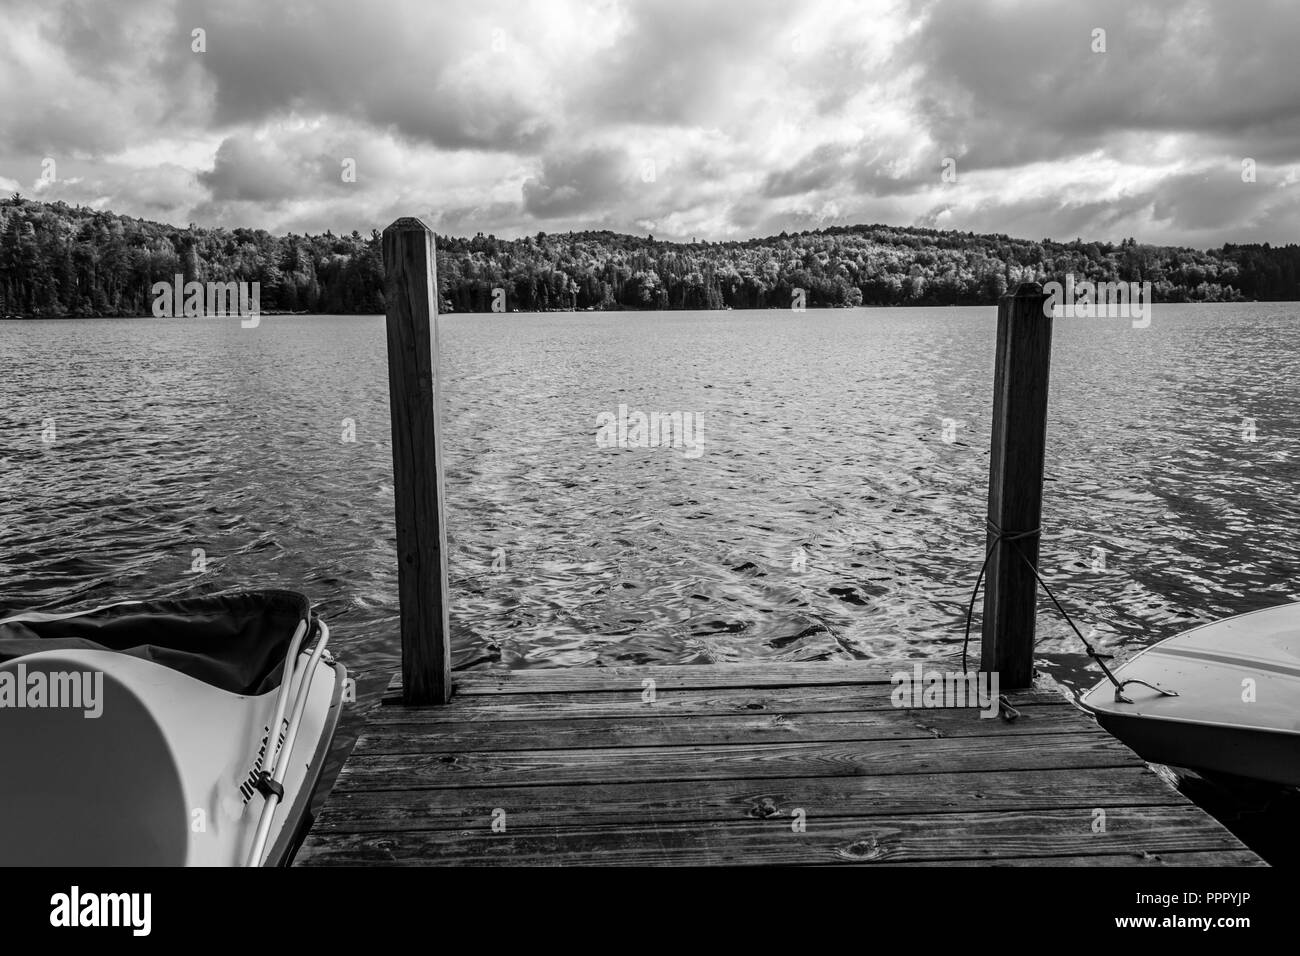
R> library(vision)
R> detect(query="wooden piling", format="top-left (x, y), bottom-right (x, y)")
top-left (981, 281), bottom-right (1053, 688)
top-left (383, 217), bottom-right (452, 705)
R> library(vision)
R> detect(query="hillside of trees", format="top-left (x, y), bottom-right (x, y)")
top-left (1, 194), bottom-right (1297, 317)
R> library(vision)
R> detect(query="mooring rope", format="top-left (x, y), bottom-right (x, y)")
top-left (961, 518), bottom-right (1179, 703)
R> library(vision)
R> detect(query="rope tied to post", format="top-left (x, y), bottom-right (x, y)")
top-left (961, 518), bottom-right (1179, 704)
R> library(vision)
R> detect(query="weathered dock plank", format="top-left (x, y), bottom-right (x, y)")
top-left (296, 662), bottom-right (1261, 867)
top-left (429, 660), bottom-right (966, 694)
top-left (334, 732), bottom-right (1144, 791)
top-left (369, 681), bottom-right (1064, 722)
top-left (309, 767), bottom-right (1183, 833)
top-left (359, 705), bottom-right (1086, 753)
top-left (298, 806), bottom-right (1244, 867)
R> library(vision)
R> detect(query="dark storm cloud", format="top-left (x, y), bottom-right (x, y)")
top-left (429, 200), bottom-right (531, 235)
top-left (943, 193), bottom-right (1156, 243)
top-left (26, 160), bottom-right (198, 221)
top-left (197, 137), bottom-right (314, 203)
top-left (761, 142), bottom-right (936, 199)
top-left (42, 0), bottom-right (167, 82)
top-left (3, 107), bottom-right (123, 158)
top-left (169, 0), bottom-right (551, 151)
top-left (522, 147), bottom-right (631, 218)
top-left (577, 0), bottom-right (794, 126)
top-left (1148, 168), bottom-right (1284, 233)
top-left (0, 0), bottom-right (182, 155)
top-left (761, 143), bottom-right (854, 199)
top-left (899, 0), bottom-right (1300, 171)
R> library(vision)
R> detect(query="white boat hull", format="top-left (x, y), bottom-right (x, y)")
top-left (1080, 602), bottom-right (1300, 787)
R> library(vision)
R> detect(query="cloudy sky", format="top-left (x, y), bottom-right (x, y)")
top-left (2, 0), bottom-right (1298, 246)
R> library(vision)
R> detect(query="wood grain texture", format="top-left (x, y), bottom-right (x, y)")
top-left (309, 767), bottom-right (1181, 833)
top-left (359, 705), bottom-right (1087, 753)
top-left (390, 658), bottom-right (1007, 696)
top-left (982, 282), bottom-right (1053, 687)
top-left (333, 732), bottom-right (1147, 792)
top-left (297, 664), bottom-right (1259, 867)
top-left (372, 681), bottom-right (1065, 722)
top-left (296, 806), bottom-right (1241, 866)
top-left (382, 218), bottom-right (451, 704)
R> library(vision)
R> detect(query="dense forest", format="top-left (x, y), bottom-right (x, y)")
top-left (1, 194), bottom-right (1297, 317)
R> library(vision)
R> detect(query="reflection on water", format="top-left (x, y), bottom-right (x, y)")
top-left (3, 305), bottom-right (1299, 699)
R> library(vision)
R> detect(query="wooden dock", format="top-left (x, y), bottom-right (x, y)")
top-left (295, 661), bottom-right (1262, 866)
top-left (294, 219), bottom-right (1263, 867)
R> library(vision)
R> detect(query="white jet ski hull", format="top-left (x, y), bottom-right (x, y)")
top-left (0, 593), bottom-right (346, 865)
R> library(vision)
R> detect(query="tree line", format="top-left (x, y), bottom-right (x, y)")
top-left (2, 195), bottom-right (1297, 318)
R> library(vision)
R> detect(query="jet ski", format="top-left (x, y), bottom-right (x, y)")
top-left (0, 590), bottom-right (346, 866)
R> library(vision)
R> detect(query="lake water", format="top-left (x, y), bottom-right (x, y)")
top-left (3, 304), bottom-right (1299, 703)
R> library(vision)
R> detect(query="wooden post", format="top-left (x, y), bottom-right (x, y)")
top-left (981, 281), bottom-right (1053, 688)
top-left (383, 217), bottom-right (451, 705)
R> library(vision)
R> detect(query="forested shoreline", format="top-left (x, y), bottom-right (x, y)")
top-left (1, 194), bottom-right (1297, 318)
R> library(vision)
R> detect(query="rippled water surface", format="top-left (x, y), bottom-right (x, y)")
top-left (3, 305), bottom-right (1299, 696)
